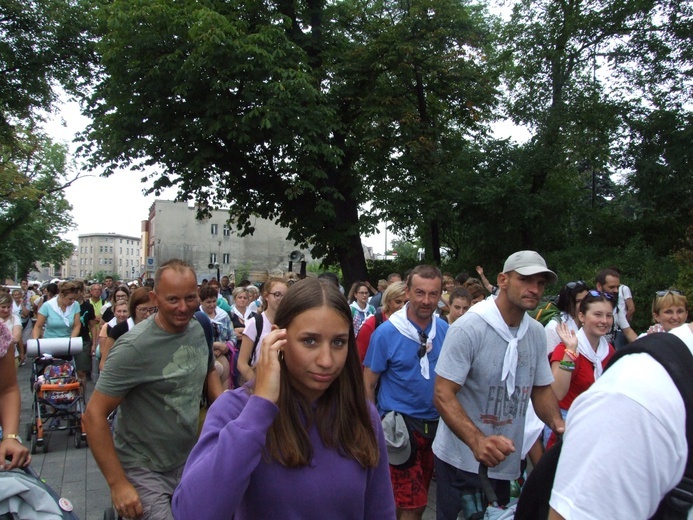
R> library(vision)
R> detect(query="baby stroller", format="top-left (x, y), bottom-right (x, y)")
top-left (25, 355), bottom-right (87, 454)
top-left (0, 463), bottom-right (79, 519)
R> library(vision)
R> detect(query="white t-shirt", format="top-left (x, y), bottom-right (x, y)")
top-left (243, 312), bottom-right (273, 366)
top-left (550, 323), bottom-right (693, 519)
top-left (618, 284), bottom-right (633, 319)
top-left (1, 315), bottom-right (20, 358)
top-left (545, 313), bottom-right (579, 356)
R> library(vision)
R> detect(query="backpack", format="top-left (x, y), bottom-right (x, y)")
top-left (194, 311), bottom-right (215, 373)
top-left (374, 309), bottom-right (384, 329)
top-left (527, 301), bottom-right (561, 326)
top-left (515, 332), bottom-right (693, 520)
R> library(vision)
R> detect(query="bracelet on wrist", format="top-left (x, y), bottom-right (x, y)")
top-left (564, 349), bottom-right (579, 361)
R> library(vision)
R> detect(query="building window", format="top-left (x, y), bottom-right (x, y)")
top-left (222, 253), bottom-right (230, 264)
top-left (110, 246), bottom-right (113, 253)
top-left (211, 224), bottom-right (218, 235)
top-left (210, 253), bottom-right (217, 264)
top-left (223, 225), bottom-right (230, 237)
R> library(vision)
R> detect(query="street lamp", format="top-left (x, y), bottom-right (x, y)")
top-left (208, 262), bottom-right (220, 281)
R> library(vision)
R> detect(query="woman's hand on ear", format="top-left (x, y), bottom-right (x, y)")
top-left (254, 328), bottom-right (287, 404)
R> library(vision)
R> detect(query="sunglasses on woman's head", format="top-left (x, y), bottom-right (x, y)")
top-left (655, 289), bottom-right (684, 297)
top-left (566, 281), bottom-right (588, 290)
top-left (586, 290), bottom-right (613, 300)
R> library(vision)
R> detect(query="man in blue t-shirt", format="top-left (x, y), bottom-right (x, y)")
top-left (364, 265), bottom-right (448, 520)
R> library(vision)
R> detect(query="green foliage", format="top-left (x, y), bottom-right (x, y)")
top-left (91, 271), bottom-right (121, 283)
top-left (0, 128), bottom-right (76, 280)
top-left (81, 0), bottom-right (500, 285)
top-left (0, 0), bottom-right (95, 142)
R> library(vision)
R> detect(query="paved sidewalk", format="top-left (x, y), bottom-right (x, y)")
top-left (17, 361), bottom-right (437, 519)
top-left (18, 362), bottom-right (112, 520)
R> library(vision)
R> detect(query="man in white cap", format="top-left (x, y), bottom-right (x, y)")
top-left (432, 250), bottom-right (565, 520)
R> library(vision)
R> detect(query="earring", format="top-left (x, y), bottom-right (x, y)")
top-left (278, 350), bottom-right (284, 362)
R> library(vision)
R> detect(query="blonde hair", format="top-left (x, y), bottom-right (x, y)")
top-left (381, 281), bottom-right (406, 314)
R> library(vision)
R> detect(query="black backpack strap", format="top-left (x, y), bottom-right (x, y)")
top-left (607, 333), bottom-right (693, 520)
top-left (374, 309), bottom-right (384, 329)
top-left (193, 311), bottom-right (214, 370)
top-left (249, 313), bottom-right (264, 363)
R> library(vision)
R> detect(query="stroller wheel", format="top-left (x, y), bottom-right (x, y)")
top-left (30, 433), bottom-right (37, 455)
top-left (42, 436), bottom-right (49, 454)
top-left (74, 432), bottom-right (82, 449)
top-left (25, 422), bottom-right (33, 442)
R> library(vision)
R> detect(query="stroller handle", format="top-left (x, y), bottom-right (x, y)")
top-left (479, 462), bottom-right (500, 507)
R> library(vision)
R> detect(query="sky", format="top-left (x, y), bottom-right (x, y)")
top-left (45, 96), bottom-right (526, 256)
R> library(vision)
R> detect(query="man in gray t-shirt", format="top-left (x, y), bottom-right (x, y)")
top-left (432, 251), bottom-right (565, 520)
top-left (83, 260), bottom-right (222, 520)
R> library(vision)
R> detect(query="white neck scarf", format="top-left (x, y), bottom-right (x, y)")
top-left (468, 298), bottom-right (530, 397)
top-left (388, 304), bottom-right (437, 379)
top-left (47, 296), bottom-right (72, 328)
top-left (576, 328), bottom-right (610, 380)
top-left (232, 306), bottom-right (251, 321)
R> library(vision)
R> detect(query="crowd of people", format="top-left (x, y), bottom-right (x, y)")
top-left (0, 254), bottom-right (690, 519)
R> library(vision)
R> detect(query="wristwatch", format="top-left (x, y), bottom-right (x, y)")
top-left (3, 434), bottom-right (22, 443)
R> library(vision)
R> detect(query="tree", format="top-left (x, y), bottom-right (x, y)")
top-left (0, 128), bottom-right (76, 279)
top-left (0, 0), bottom-right (95, 142)
top-left (80, 0), bottom-right (499, 285)
top-left (504, 0), bottom-right (655, 248)
top-left (0, 0), bottom-right (95, 278)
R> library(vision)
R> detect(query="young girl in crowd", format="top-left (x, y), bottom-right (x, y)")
top-left (349, 282), bottom-right (376, 336)
top-left (236, 277), bottom-right (288, 384)
top-left (172, 278), bottom-right (395, 519)
top-left (548, 290), bottom-right (617, 447)
top-left (99, 287), bottom-right (152, 371)
top-left (545, 280), bottom-right (590, 355)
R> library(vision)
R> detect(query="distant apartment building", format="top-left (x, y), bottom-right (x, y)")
top-left (143, 200), bottom-right (313, 281)
top-left (77, 233), bottom-right (142, 281)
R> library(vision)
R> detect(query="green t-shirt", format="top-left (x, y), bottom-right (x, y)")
top-left (96, 316), bottom-right (211, 472)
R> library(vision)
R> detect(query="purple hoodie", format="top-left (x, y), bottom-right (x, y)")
top-left (172, 389), bottom-right (396, 519)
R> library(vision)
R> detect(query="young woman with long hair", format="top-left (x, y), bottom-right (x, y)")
top-left (98, 287), bottom-right (153, 371)
top-left (172, 278), bottom-right (395, 519)
top-left (236, 277), bottom-right (288, 384)
top-left (547, 290), bottom-right (617, 447)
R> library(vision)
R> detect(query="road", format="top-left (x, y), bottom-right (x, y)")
top-left (17, 361), bottom-right (438, 519)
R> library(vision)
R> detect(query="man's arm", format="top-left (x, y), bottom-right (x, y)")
top-left (625, 297), bottom-right (635, 323)
top-left (530, 384), bottom-right (564, 436)
top-left (363, 367), bottom-right (380, 404)
top-left (434, 375), bottom-right (514, 467)
top-left (622, 326), bottom-right (637, 343)
top-left (548, 509), bottom-right (564, 519)
top-left (82, 390), bottom-right (143, 520)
